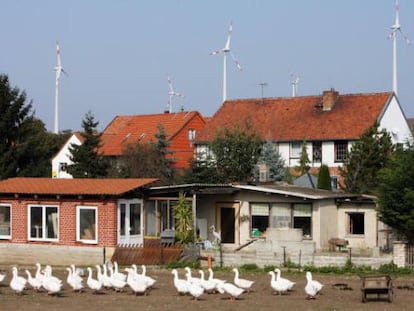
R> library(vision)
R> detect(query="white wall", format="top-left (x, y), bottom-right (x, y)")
top-left (51, 134), bottom-right (82, 178)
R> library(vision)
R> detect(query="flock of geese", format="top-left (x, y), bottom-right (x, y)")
top-left (3, 262), bottom-right (156, 296)
top-left (171, 266), bottom-right (323, 301)
top-left (0, 263), bottom-right (323, 301)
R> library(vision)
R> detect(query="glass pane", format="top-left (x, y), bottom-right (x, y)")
top-left (251, 204), bottom-right (269, 216)
top-left (0, 205), bottom-right (11, 236)
top-left (129, 203), bottom-right (141, 235)
top-left (293, 204), bottom-right (312, 216)
top-left (120, 203), bottom-right (126, 235)
top-left (294, 217), bottom-right (311, 237)
top-left (270, 204), bottom-right (291, 228)
top-left (145, 201), bottom-right (156, 236)
top-left (79, 209), bottom-right (96, 240)
top-left (46, 207), bottom-right (58, 239)
top-left (30, 206), bottom-right (43, 238)
top-left (160, 201), bottom-right (168, 231)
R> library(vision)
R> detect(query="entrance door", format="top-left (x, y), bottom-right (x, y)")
top-left (118, 200), bottom-right (143, 245)
top-left (216, 203), bottom-right (240, 244)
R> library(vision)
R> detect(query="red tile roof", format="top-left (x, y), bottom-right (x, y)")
top-left (100, 111), bottom-right (205, 156)
top-left (0, 177), bottom-right (158, 196)
top-left (197, 91), bottom-right (392, 142)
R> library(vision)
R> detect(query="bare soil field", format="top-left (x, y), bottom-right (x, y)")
top-left (1, 265), bottom-right (413, 311)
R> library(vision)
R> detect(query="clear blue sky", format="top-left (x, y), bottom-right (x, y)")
top-left (1, 0), bottom-right (413, 132)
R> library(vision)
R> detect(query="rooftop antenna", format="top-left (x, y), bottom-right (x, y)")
top-left (54, 41), bottom-right (67, 134)
top-left (290, 73), bottom-right (301, 97)
top-left (210, 22), bottom-right (242, 103)
top-left (166, 75), bottom-right (184, 113)
top-left (389, 0), bottom-right (410, 95)
top-left (258, 82), bottom-right (268, 98)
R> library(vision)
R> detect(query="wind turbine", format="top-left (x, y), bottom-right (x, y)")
top-left (54, 41), bottom-right (67, 134)
top-left (210, 22), bottom-right (242, 103)
top-left (290, 73), bottom-right (301, 97)
top-left (166, 75), bottom-right (184, 113)
top-left (389, 0), bottom-right (410, 95)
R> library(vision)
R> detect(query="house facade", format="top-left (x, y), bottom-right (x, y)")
top-left (0, 177), bottom-right (157, 265)
top-left (195, 89), bottom-right (412, 187)
top-left (51, 132), bottom-right (83, 178)
top-left (99, 111), bottom-right (206, 172)
top-left (51, 111), bottom-right (206, 178)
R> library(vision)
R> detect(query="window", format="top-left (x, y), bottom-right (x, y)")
top-left (290, 142), bottom-right (301, 158)
top-left (161, 200), bottom-right (175, 231)
top-left (59, 162), bottom-right (68, 171)
top-left (28, 205), bottom-right (58, 241)
top-left (312, 141), bottom-right (322, 163)
top-left (188, 129), bottom-right (196, 141)
top-left (331, 176), bottom-right (338, 190)
top-left (0, 204), bottom-right (11, 238)
top-left (77, 206), bottom-right (97, 243)
top-left (347, 212), bottom-right (364, 235)
top-left (251, 204), bottom-right (269, 236)
top-left (293, 204), bottom-right (312, 237)
top-left (334, 141), bottom-right (348, 162)
top-left (270, 204), bottom-right (291, 228)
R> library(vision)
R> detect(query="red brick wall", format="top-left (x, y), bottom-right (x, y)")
top-left (0, 198), bottom-right (119, 247)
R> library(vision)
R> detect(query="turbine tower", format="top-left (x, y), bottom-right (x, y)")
top-left (54, 41), bottom-right (67, 134)
top-left (210, 22), bottom-right (242, 103)
top-left (166, 75), bottom-right (184, 113)
top-left (389, 0), bottom-right (410, 95)
top-left (290, 73), bottom-right (301, 97)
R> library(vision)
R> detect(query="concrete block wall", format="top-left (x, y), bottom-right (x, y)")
top-left (0, 243), bottom-right (115, 266)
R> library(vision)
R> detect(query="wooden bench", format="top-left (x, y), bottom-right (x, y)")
top-left (360, 275), bottom-right (393, 303)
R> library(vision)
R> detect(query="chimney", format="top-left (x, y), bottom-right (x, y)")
top-left (322, 88), bottom-right (339, 111)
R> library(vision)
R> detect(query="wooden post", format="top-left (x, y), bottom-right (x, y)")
top-left (207, 254), bottom-right (212, 269)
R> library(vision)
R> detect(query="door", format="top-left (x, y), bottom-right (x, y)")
top-left (118, 200), bottom-right (143, 245)
top-left (220, 207), bottom-right (236, 244)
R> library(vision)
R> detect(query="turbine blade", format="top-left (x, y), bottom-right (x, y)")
top-left (229, 51), bottom-right (242, 70)
top-left (167, 76), bottom-right (174, 92)
top-left (224, 22), bottom-right (233, 51)
top-left (210, 49), bottom-right (222, 56)
top-left (398, 29), bottom-right (410, 45)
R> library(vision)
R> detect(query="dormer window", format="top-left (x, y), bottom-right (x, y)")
top-left (188, 129), bottom-right (196, 141)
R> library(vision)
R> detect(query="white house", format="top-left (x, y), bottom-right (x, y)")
top-left (51, 132), bottom-right (83, 178)
top-left (194, 89), bottom-right (413, 187)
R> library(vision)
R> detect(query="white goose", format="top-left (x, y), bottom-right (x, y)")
top-left (113, 261), bottom-right (127, 282)
top-left (100, 264), bottom-right (112, 289)
top-left (10, 267), bottom-right (27, 294)
top-left (207, 268), bottom-right (226, 287)
top-left (216, 282), bottom-right (244, 301)
top-left (305, 271), bottom-right (323, 299)
top-left (198, 270), bottom-right (217, 293)
top-left (25, 269), bottom-right (42, 292)
top-left (187, 279), bottom-right (204, 300)
top-left (87, 267), bottom-right (102, 293)
top-left (274, 268), bottom-right (295, 290)
top-left (42, 267), bottom-right (62, 295)
top-left (34, 262), bottom-right (44, 285)
top-left (108, 265), bottom-right (127, 291)
top-left (184, 267), bottom-right (201, 285)
top-left (140, 265), bottom-right (156, 288)
top-left (268, 271), bottom-right (290, 295)
top-left (66, 267), bottom-right (84, 292)
top-left (232, 268), bottom-right (254, 292)
top-left (125, 267), bottom-right (149, 295)
top-left (171, 269), bottom-right (189, 295)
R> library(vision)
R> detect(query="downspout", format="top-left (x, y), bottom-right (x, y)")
top-left (192, 192), bottom-right (197, 241)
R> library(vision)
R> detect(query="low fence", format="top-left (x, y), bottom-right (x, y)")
top-left (111, 238), bottom-right (183, 265)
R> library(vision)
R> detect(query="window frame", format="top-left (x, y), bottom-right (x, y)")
top-left (312, 141), bottom-right (322, 163)
top-left (0, 204), bottom-right (11, 239)
top-left (290, 142), bottom-right (302, 159)
top-left (334, 141), bottom-right (348, 162)
top-left (347, 212), bottom-right (365, 235)
top-left (250, 203), bottom-right (270, 237)
top-left (76, 205), bottom-right (98, 244)
top-left (28, 204), bottom-right (59, 242)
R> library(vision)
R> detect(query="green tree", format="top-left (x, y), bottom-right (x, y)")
top-left (67, 111), bottom-right (108, 178)
top-left (174, 192), bottom-right (194, 243)
top-left (377, 145), bottom-right (414, 243)
top-left (183, 157), bottom-right (225, 184)
top-left (317, 164), bottom-right (332, 190)
top-left (340, 122), bottom-right (393, 194)
top-left (0, 74), bottom-right (65, 179)
top-left (253, 139), bottom-right (286, 182)
top-left (297, 140), bottom-right (310, 174)
top-left (211, 122), bottom-right (262, 183)
top-left (150, 123), bottom-right (177, 184)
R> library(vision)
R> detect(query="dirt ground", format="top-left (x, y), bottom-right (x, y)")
top-left (1, 265), bottom-right (414, 311)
